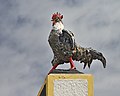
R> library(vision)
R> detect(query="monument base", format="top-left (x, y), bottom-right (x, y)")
top-left (37, 69), bottom-right (93, 96)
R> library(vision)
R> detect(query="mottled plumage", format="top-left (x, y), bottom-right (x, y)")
top-left (48, 29), bottom-right (75, 65)
top-left (48, 29), bottom-right (106, 69)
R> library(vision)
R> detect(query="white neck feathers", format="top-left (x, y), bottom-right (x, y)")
top-left (52, 22), bottom-right (64, 31)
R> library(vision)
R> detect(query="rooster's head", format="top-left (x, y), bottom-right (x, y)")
top-left (51, 12), bottom-right (63, 25)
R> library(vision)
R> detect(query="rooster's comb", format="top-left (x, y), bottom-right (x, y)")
top-left (52, 12), bottom-right (63, 20)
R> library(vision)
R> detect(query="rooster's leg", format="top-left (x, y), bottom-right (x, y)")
top-left (69, 57), bottom-right (76, 69)
top-left (48, 64), bottom-right (58, 74)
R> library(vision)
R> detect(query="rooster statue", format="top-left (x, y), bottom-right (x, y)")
top-left (48, 12), bottom-right (106, 74)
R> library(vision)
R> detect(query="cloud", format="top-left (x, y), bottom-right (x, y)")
top-left (0, 0), bottom-right (120, 96)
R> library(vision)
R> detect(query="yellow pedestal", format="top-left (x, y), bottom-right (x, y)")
top-left (38, 73), bottom-right (94, 96)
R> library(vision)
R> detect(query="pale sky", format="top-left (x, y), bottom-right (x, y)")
top-left (0, 0), bottom-right (120, 96)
